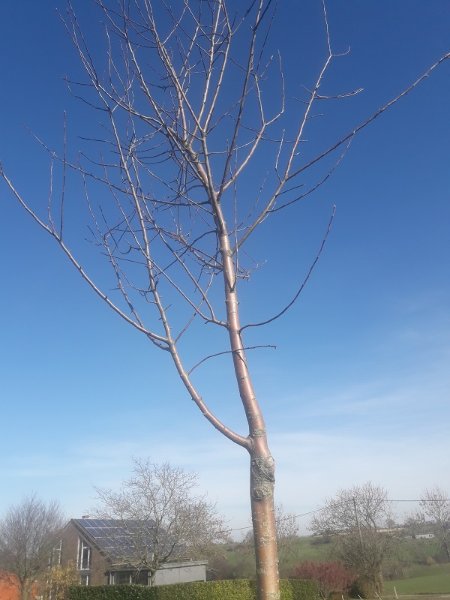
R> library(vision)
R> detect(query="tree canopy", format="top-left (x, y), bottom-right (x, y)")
top-left (0, 496), bottom-right (64, 600)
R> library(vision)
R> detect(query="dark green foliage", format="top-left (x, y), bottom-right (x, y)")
top-left (281, 579), bottom-right (320, 600)
top-left (67, 587), bottom-right (150, 600)
top-left (148, 579), bottom-right (253, 600)
top-left (67, 579), bottom-right (319, 600)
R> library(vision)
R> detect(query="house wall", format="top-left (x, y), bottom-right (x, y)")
top-left (0, 572), bottom-right (20, 600)
top-left (60, 522), bottom-right (110, 586)
top-left (153, 562), bottom-right (207, 586)
top-left (0, 572), bottom-right (46, 600)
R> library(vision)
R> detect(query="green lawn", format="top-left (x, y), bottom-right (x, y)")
top-left (384, 563), bottom-right (450, 594)
top-left (222, 536), bottom-right (450, 593)
top-left (288, 537), bottom-right (332, 561)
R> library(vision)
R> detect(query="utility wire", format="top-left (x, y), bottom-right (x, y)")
top-left (225, 497), bottom-right (450, 535)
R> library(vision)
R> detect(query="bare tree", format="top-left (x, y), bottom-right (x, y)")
top-left (274, 504), bottom-right (299, 572)
top-left (274, 504), bottom-right (299, 575)
top-left (275, 504), bottom-right (299, 544)
top-left (1, 2), bottom-right (449, 598)
top-left (311, 482), bottom-right (393, 596)
top-left (419, 487), bottom-right (450, 560)
top-left (0, 496), bottom-right (64, 600)
top-left (402, 514), bottom-right (424, 539)
top-left (95, 459), bottom-right (228, 584)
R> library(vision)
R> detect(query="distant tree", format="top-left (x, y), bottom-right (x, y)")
top-left (311, 482), bottom-right (393, 596)
top-left (274, 504), bottom-right (299, 573)
top-left (403, 514), bottom-right (425, 539)
top-left (419, 487), bottom-right (450, 560)
top-left (95, 458), bottom-right (229, 584)
top-left (275, 504), bottom-right (299, 547)
top-left (0, 496), bottom-right (64, 600)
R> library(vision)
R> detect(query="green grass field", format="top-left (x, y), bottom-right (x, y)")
top-left (286, 537), bottom-right (332, 562)
top-left (222, 536), bottom-right (450, 594)
top-left (384, 563), bottom-right (450, 594)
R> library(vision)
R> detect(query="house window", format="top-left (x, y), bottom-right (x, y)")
top-left (80, 573), bottom-right (89, 586)
top-left (133, 571), bottom-right (149, 585)
top-left (78, 540), bottom-right (91, 570)
top-left (51, 540), bottom-right (62, 566)
top-left (109, 571), bottom-right (149, 586)
top-left (115, 571), bottom-right (133, 585)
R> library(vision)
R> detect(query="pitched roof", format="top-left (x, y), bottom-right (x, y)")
top-left (72, 518), bottom-right (159, 565)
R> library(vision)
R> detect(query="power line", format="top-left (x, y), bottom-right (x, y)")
top-left (387, 498), bottom-right (450, 502)
top-left (225, 497), bottom-right (450, 535)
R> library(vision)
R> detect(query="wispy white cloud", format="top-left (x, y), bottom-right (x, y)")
top-left (2, 294), bottom-right (449, 531)
top-left (2, 421), bottom-right (449, 534)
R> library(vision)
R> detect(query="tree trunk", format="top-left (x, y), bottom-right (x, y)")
top-left (215, 211), bottom-right (280, 600)
top-left (355, 568), bottom-right (383, 598)
top-left (442, 539), bottom-right (450, 561)
top-left (250, 440), bottom-right (279, 600)
top-left (149, 569), bottom-right (156, 587)
top-left (20, 579), bottom-right (29, 600)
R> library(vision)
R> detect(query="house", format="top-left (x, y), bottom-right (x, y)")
top-left (60, 518), bottom-right (207, 587)
top-left (0, 572), bottom-right (20, 600)
top-left (0, 573), bottom-right (41, 600)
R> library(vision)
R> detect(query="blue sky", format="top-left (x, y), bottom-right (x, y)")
top-left (0, 1), bottom-right (449, 534)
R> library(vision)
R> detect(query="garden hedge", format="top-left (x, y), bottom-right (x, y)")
top-left (67, 579), bottom-right (319, 600)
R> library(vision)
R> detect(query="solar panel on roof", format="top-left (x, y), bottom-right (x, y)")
top-left (74, 518), bottom-right (176, 566)
top-left (92, 519), bottom-right (104, 527)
